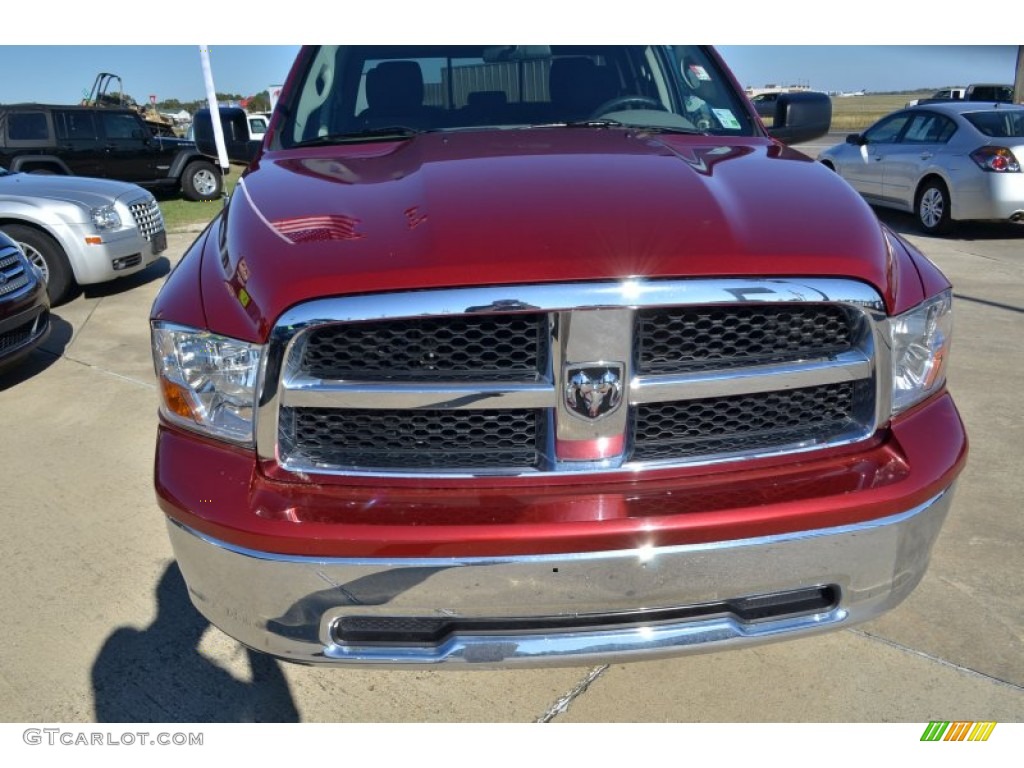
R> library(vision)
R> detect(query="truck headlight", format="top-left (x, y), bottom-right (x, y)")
top-left (152, 323), bottom-right (264, 444)
top-left (889, 290), bottom-right (952, 414)
top-left (90, 204), bottom-right (122, 231)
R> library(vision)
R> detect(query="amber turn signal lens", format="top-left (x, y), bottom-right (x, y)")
top-left (159, 378), bottom-right (197, 421)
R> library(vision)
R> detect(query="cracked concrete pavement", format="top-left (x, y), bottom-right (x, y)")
top-left (0, 204), bottom-right (1021, 722)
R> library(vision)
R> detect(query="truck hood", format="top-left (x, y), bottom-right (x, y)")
top-left (204, 128), bottom-right (904, 340)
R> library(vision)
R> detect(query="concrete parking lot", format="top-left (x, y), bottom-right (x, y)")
top-left (1, 172), bottom-right (1022, 722)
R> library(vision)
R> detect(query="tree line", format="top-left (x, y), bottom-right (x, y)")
top-left (151, 91), bottom-right (273, 114)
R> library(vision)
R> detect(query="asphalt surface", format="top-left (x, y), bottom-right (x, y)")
top-left (1, 152), bottom-right (1022, 722)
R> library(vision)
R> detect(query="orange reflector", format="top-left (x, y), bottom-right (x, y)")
top-left (923, 341), bottom-right (950, 390)
top-left (85, 236), bottom-right (103, 245)
top-left (160, 379), bottom-right (197, 421)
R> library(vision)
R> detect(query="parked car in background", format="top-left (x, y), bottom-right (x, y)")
top-left (819, 102), bottom-right (1024, 234)
top-left (909, 83), bottom-right (1014, 108)
top-left (247, 113), bottom-right (270, 140)
top-left (0, 103), bottom-right (223, 201)
top-left (190, 107), bottom-right (265, 164)
top-left (906, 87), bottom-right (965, 107)
top-left (0, 230), bottom-right (50, 372)
top-left (0, 166), bottom-right (166, 304)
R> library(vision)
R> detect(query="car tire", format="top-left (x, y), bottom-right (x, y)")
top-left (916, 179), bottom-right (952, 235)
top-left (2, 224), bottom-right (74, 305)
top-left (181, 160), bottom-right (222, 202)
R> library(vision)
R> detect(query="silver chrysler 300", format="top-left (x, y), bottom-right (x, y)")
top-left (0, 167), bottom-right (166, 304)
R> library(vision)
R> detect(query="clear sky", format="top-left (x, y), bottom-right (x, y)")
top-left (0, 46), bottom-right (301, 105)
top-left (719, 46), bottom-right (1018, 94)
top-left (2, 3), bottom-right (1019, 104)
top-left (0, 45), bottom-right (1018, 106)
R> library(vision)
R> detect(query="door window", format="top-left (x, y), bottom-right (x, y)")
top-left (864, 113), bottom-right (911, 144)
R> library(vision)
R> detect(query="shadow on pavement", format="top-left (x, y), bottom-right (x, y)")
top-left (872, 208), bottom-right (1024, 242)
top-left (91, 562), bottom-right (300, 723)
top-left (81, 257), bottom-right (172, 300)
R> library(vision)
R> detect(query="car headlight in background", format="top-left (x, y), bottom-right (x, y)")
top-left (90, 204), bottom-right (122, 231)
top-left (152, 323), bottom-right (264, 444)
top-left (889, 290), bottom-right (953, 414)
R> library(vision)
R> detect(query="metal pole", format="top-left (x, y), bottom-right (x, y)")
top-left (199, 46), bottom-right (230, 177)
top-left (1014, 46), bottom-right (1024, 105)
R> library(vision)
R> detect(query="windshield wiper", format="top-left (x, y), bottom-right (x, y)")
top-left (525, 119), bottom-right (708, 135)
top-left (634, 125), bottom-right (708, 136)
top-left (293, 126), bottom-right (422, 147)
top-left (527, 118), bottom-right (627, 129)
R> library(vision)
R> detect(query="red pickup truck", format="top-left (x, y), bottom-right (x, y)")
top-left (151, 46), bottom-right (967, 666)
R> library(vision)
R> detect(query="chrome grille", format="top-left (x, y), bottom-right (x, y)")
top-left (0, 247), bottom-right (30, 296)
top-left (128, 198), bottom-right (165, 241)
top-left (261, 279), bottom-right (886, 477)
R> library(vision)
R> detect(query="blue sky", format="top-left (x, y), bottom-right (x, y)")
top-left (0, 46), bottom-right (1018, 105)
top-left (720, 46), bottom-right (1018, 94)
top-left (0, 46), bottom-right (301, 105)
top-left (2, 0), bottom-right (1019, 105)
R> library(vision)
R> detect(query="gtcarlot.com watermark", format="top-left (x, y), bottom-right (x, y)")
top-left (23, 729), bottom-right (203, 747)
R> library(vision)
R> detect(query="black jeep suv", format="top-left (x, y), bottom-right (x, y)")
top-left (0, 104), bottom-right (223, 201)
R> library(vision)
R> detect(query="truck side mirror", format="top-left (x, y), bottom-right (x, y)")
top-left (767, 92), bottom-right (832, 145)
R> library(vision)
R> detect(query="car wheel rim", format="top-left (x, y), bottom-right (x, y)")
top-left (920, 188), bottom-right (944, 228)
top-left (193, 169), bottom-right (218, 196)
top-left (18, 241), bottom-right (49, 284)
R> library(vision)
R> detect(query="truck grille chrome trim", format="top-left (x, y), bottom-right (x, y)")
top-left (257, 279), bottom-right (887, 477)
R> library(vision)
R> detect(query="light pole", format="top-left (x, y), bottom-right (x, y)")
top-left (1015, 46), bottom-right (1024, 104)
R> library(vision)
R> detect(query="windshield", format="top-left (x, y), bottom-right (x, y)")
top-left (279, 45), bottom-right (757, 147)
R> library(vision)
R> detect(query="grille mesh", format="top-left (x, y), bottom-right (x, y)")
top-left (632, 382), bottom-right (864, 461)
top-left (301, 314), bottom-right (546, 381)
top-left (128, 198), bottom-right (165, 241)
top-left (0, 312), bottom-right (47, 354)
top-left (0, 248), bottom-right (29, 296)
top-left (635, 304), bottom-right (854, 373)
top-left (282, 407), bottom-right (542, 470)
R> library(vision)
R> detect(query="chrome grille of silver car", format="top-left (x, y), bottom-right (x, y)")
top-left (258, 279), bottom-right (887, 476)
top-left (128, 198), bottom-right (165, 241)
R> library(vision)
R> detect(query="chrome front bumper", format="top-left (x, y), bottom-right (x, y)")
top-left (168, 486), bottom-right (955, 667)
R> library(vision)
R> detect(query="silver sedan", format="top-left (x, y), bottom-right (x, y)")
top-left (819, 102), bottom-right (1024, 234)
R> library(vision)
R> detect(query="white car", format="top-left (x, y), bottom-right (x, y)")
top-left (0, 167), bottom-right (166, 304)
top-left (247, 113), bottom-right (270, 140)
top-left (819, 102), bottom-right (1024, 234)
